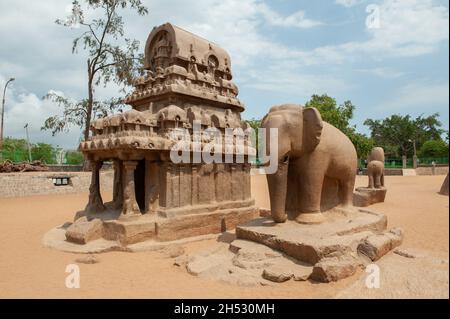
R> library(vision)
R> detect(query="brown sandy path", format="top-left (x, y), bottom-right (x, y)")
top-left (0, 175), bottom-right (448, 298)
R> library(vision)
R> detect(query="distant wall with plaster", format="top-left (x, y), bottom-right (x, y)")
top-left (0, 170), bottom-right (113, 198)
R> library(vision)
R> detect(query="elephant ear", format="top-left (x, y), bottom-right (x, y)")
top-left (302, 107), bottom-right (323, 152)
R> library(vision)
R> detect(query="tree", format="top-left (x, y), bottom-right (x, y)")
top-left (0, 137), bottom-right (58, 163)
top-left (347, 131), bottom-right (375, 162)
top-left (245, 118), bottom-right (261, 163)
top-left (0, 137), bottom-right (29, 162)
top-left (305, 94), bottom-right (374, 159)
top-left (31, 143), bottom-right (58, 164)
top-left (42, 0), bottom-right (148, 141)
top-left (305, 94), bottom-right (354, 132)
top-left (364, 113), bottom-right (444, 157)
top-left (419, 140), bottom-right (449, 158)
top-left (65, 150), bottom-right (85, 165)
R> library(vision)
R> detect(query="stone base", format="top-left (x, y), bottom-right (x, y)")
top-left (48, 204), bottom-right (259, 251)
top-left (235, 208), bottom-right (403, 282)
top-left (439, 173), bottom-right (449, 196)
top-left (353, 187), bottom-right (387, 207)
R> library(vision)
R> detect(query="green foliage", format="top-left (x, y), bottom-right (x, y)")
top-left (347, 131), bottom-right (375, 161)
top-left (65, 150), bottom-right (85, 165)
top-left (245, 118), bottom-right (261, 131)
top-left (305, 94), bottom-right (355, 132)
top-left (0, 137), bottom-right (58, 164)
top-left (0, 137), bottom-right (29, 162)
top-left (60, 0), bottom-right (148, 89)
top-left (42, 94), bottom-right (126, 136)
top-left (364, 113), bottom-right (444, 156)
top-left (2, 137), bottom-right (28, 153)
top-left (304, 94), bottom-right (374, 159)
top-left (31, 143), bottom-right (58, 164)
top-left (42, 0), bottom-right (148, 140)
top-left (419, 140), bottom-right (449, 158)
top-left (245, 118), bottom-right (262, 164)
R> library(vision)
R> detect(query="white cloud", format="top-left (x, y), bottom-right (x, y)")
top-left (185, 0), bottom-right (449, 69)
top-left (177, 0), bottom-right (323, 67)
top-left (335, 0), bottom-right (364, 7)
top-left (357, 67), bottom-right (404, 78)
top-left (242, 61), bottom-right (351, 99)
top-left (0, 75), bottom-right (83, 149)
top-left (377, 81), bottom-right (449, 111)
top-left (349, 0), bottom-right (449, 57)
top-left (311, 0), bottom-right (449, 63)
top-left (258, 3), bottom-right (323, 28)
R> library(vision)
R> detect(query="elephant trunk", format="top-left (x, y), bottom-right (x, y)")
top-left (267, 161), bottom-right (289, 223)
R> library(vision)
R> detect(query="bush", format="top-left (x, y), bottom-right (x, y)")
top-left (65, 151), bottom-right (84, 165)
top-left (31, 143), bottom-right (58, 164)
top-left (419, 140), bottom-right (449, 158)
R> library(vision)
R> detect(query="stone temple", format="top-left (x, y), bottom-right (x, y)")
top-left (68, 23), bottom-right (258, 245)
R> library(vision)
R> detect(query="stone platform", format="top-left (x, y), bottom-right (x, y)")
top-left (353, 187), bottom-right (387, 207)
top-left (234, 208), bottom-right (403, 282)
top-left (44, 203), bottom-right (259, 253)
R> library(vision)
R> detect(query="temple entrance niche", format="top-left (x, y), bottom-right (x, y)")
top-left (134, 160), bottom-right (146, 213)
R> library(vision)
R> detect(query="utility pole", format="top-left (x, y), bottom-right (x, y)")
top-left (24, 123), bottom-right (32, 162)
top-left (1, 78), bottom-right (15, 154)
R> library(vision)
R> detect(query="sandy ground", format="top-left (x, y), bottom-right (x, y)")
top-left (0, 175), bottom-right (448, 298)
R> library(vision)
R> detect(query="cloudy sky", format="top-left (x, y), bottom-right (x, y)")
top-left (0, 0), bottom-right (448, 149)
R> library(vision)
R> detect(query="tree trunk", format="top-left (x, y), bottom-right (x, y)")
top-left (83, 64), bottom-right (94, 171)
top-left (84, 79), bottom-right (93, 141)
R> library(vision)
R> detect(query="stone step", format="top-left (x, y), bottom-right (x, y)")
top-left (402, 168), bottom-right (417, 176)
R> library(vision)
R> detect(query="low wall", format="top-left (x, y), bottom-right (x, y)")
top-left (416, 166), bottom-right (449, 176)
top-left (252, 167), bottom-right (404, 176)
top-left (0, 171), bottom-right (113, 198)
top-left (364, 168), bottom-right (403, 176)
top-left (46, 163), bottom-right (113, 172)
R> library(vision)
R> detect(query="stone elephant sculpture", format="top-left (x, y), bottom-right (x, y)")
top-left (367, 160), bottom-right (384, 188)
top-left (368, 147), bottom-right (385, 163)
top-left (367, 147), bottom-right (385, 188)
top-left (261, 104), bottom-right (357, 224)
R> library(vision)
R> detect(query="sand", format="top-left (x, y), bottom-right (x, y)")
top-left (0, 175), bottom-right (448, 298)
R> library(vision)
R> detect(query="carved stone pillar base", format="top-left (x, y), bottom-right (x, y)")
top-left (111, 160), bottom-right (123, 210)
top-left (121, 161), bottom-right (141, 218)
top-left (85, 160), bottom-right (106, 214)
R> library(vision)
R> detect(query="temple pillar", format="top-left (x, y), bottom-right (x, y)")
top-left (191, 165), bottom-right (198, 205)
top-left (243, 163), bottom-right (251, 200)
top-left (145, 160), bottom-right (160, 213)
top-left (231, 164), bottom-right (240, 201)
top-left (214, 163), bottom-right (225, 202)
top-left (179, 164), bottom-right (191, 207)
top-left (85, 160), bottom-right (106, 214)
top-left (112, 159), bottom-right (123, 209)
top-left (121, 160), bottom-right (141, 217)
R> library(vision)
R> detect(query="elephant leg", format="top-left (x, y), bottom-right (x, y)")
top-left (368, 174), bottom-right (374, 188)
top-left (296, 167), bottom-right (325, 224)
top-left (381, 173), bottom-right (385, 187)
top-left (338, 177), bottom-right (355, 208)
top-left (375, 174), bottom-right (381, 188)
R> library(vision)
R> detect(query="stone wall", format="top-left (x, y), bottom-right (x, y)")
top-left (46, 163), bottom-right (112, 172)
top-left (251, 167), bottom-right (404, 176)
top-left (0, 171), bottom-right (113, 198)
top-left (416, 166), bottom-right (449, 176)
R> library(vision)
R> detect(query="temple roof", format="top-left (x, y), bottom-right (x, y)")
top-left (144, 23), bottom-right (232, 74)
